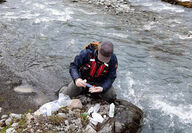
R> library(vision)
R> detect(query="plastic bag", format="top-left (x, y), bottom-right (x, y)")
top-left (36, 93), bottom-right (71, 116)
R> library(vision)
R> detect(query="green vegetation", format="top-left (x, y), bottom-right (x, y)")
top-left (59, 107), bottom-right (69, 114)
top-left (17, 114), bottom-right (27, 132)
top-left (80, 113), bottom-right (88, 126)
top-left (47, 115), bottom-right (64, 126)
top-left (0, 123), bottom-right (11, 133)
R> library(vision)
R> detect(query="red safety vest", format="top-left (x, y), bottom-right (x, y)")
top-left (80, 52), bottom-right (109, 84)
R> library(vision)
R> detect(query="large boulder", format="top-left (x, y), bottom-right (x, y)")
top-left (78, 95), bottom-right (144, 133)
top-left (162, 0), bottom-right (192, 8)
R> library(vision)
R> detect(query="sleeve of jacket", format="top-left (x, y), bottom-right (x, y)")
top-left (69, 49), bottom-right (90, 82)
top-left (100, 54), bottom-right (118, 92)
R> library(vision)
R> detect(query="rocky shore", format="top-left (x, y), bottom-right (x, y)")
top-left (72, 0), bottom-right (132, 15)
top-left (162, 0), bottom-right (192, 8)
top-left (0, 95), bottom-right (144, 133)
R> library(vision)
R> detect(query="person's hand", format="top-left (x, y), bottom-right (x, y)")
top-left (75, 78), bottom-right (86, 88)
top-left (89, 86), bottom-right (103, 93)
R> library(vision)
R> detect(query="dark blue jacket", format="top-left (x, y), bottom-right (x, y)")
top-left (69, 49), bottom-right (118, 92)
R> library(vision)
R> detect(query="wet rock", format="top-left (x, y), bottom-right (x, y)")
top-left (162, 0), bottom-right (192, 8)
top-left (68, 99), bottom-right (82, 109)
top-left (6, 127), bottom-right (16, 133)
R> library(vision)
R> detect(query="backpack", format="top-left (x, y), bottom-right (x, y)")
top-left (83, 41), bottom-right (101, 51)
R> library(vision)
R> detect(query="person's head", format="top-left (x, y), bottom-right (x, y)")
top-left (98, 41), bottom-right (114, 63)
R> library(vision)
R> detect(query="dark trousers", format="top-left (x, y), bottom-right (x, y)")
top-left (59, 81), bottom-right (116, 102)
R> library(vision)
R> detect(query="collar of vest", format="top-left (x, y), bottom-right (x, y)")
top-left (90, 50), bottom-right (109, 67)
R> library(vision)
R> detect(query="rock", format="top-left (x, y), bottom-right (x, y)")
top-left (47, 124), bottom-right (53, 129)
top-left (11, 123), bottom-right (18, 128)
top-left (64, 120), bottom-right (69, 126)
top-left (5, 118), bottom-right (12, 126)
top-left (37, 129), bottom-right (41, 133)
top-left (14, 85), bottom-right (34, 94)
top-left (30, 128), bottom-right (34, 133)
top-left (57, 113), bottom-right (67, 118)
top-left (162, 0), bottom-right (192, 8)
top-left (0, 107), bottom-right (2, 113)
top-left (98, 121), bottom-right (114, 133)
top-left (1, 115), bottom-right (8, 119)
top-left (0, 0), bottom-right (6, 3)
top-left (68, 99), bottom-right (82, 109)
top-left (9, 113), bottom-right (22, 119)
top-left (72, 0), bottom-right (78, 2)
top-left (114, 99), bottom-right (144, 133)
top-left (84, 125), bottom-right (97, 133)
top-left (6, 128), bottom-right (15, 133)
top-left (0, 119), bottom-right (6, 127)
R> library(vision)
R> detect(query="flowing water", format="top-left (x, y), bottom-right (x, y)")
top-left (0, 0), bottom-right (192, 132)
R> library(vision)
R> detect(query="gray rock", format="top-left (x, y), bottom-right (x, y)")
top-left (84, 125), bottom-right (97, 133)
top-left (6, 128), bottom-right (15, 133)
top-left (9, 113), bottom-right (22, 119)
top-left (37, 129), bottom-right (41, 133)
top-left (0, 119), bottom-right (5, 127)
top-left (64, 120), bottom-right (69, 126)
top-left (0, 107), bottom-right (2, 113)
top-left (57, 113), bottom-right (67, 118)
top-left (1, 115), bottom-right (8, 119)
top-left (47, 124), bottom-right (53, 129)
top-left (72, 0), bottom-right (78, 2)
top-left (98, 121), bottom-right (114, 133)
top-left (30, 128), bottom-right (34, 133)
top-left (11, 123), bottom-right (18, 128)
top-left (5, 118), bottom-right (12, 126)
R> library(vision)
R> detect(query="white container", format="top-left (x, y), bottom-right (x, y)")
top-left (92, 112), bottom-right (104, 123)
top-left (93, 104), bottom-right (100, 113)
top-left (109, 103), bottom-right (115, 118)
top-left (87, 107), bottom-right (94, 115)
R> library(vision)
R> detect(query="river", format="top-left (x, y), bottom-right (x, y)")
top-left (0, 0), bottom-right (192, 132)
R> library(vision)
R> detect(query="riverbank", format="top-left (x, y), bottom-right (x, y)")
top-left (0, 95), bottom-right (144, 133)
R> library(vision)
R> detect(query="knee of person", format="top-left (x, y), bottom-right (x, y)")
top-left (59, 86), bottom-right (67, 94)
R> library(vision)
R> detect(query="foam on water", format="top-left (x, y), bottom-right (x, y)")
top-left (107, 33), bottom-right (129, 39)
top-left (152, 98), bottom-right (192, 124)
top-left (1, 0), bottom-right (73, 23)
